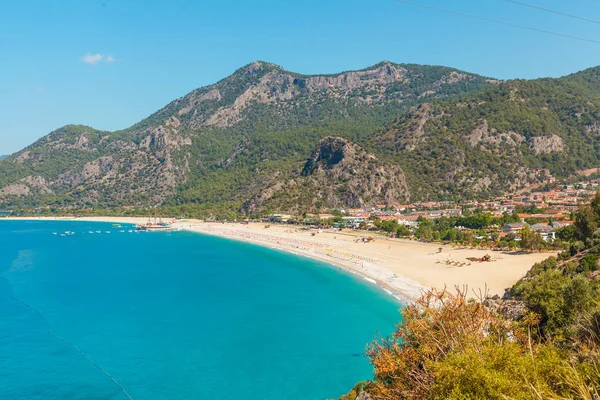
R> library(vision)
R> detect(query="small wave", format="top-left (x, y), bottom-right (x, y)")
top-left (363, 277), bottom-right (377, 285)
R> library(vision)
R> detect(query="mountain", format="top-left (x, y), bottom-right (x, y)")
top-left (0, 61), bottom-right (495, 213)
top-left (5, 62), bottom-right (600, 215)
top-left (370, 68), bottom-right (600, 201)
top-left (241, 137), bottom-right (410, 213)
top-left (0, 155), bottom-right (7, 161)
top-left (4, 61), bottom-right (600, 215)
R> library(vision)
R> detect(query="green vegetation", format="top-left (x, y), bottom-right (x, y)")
top-left (3, 63), bottom-right (600, 216)
top-left (5, 61), bottom-right (600, 397)
top-left (343, 194), bottom-right (600, 399)
top-left (374, 71), bottom-right (600, 202)
top-left (0, 62), bottom-right (495, 213)
top-left (351, 288), bottom-right (599, 399)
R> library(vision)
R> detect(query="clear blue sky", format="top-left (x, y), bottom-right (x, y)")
top-left (2, 0), bottom-right (600, 154)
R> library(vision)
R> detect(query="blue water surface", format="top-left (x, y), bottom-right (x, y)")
top-left (0, 221), bottom-right (401, 400)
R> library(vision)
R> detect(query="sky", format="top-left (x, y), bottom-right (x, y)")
top-left (2, 0), bottom-right (600, 154)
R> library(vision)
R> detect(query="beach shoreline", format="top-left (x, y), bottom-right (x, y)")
top-left (1, 216), bottom-right (554, 302)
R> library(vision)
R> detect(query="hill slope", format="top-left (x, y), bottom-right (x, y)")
top-left (241, 136), bottom-right (411, 213)
top-left (6, 62), bottom-right (600, 214)
top-left (0, 61), bottom-right (494, 213)
top-left (369, 69), bottom-right (600, 201)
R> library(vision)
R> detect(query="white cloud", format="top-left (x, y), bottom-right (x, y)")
top-left (80, 53), bottom-right (118, 65)
top-left (81, 53), bottom-right (104, 65)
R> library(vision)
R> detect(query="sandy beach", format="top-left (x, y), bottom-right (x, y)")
top-left (4, 216), bottom-right (553, 302)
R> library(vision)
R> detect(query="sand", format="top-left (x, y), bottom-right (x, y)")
top-left (3, 216), bottom-right (553, 302)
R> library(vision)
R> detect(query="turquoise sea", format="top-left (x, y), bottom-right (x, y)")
top-left (0, 220), bottom-right (401, 399)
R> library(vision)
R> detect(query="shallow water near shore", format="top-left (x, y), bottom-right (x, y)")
top-left (0, 220), bottom-right (401, 400)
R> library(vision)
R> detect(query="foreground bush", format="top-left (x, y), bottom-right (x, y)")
top-left (348, 288), bottom-right (599, 400)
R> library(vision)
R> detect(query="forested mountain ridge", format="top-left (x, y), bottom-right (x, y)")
top-left (0, 61), bottom-right (495, 213)
top-left (369, 68), bottom-right (600, 201)
top-left (4, 61), bottom-right (600, 215)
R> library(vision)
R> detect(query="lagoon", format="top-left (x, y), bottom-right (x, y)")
top-left (0, 220), bottom-right (400, 399)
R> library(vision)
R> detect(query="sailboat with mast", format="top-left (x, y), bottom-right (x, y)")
top-left (136, 215), bottom-right (173, 231)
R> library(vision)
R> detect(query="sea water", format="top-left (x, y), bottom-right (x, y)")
top-left (0, 221), bottom-right (401, 399)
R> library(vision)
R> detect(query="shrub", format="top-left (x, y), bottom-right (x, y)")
top-left (526, 256), bottom-right (558, 277)
top-left (577, 253), bottom-right (599, 274)
top-left (360, 288), bottom-right (599, 400)
top-left (396, 225), bottom-right (411, 237)
top-left (429, 341), bottom-right (575, 400)
top-left (514, 270), bottom-right (595, 338)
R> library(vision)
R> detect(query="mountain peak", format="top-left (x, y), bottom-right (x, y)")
top-left (238, 60), bottom-right (285, 75)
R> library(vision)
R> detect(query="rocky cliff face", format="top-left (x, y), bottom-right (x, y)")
top-left (369, 72), bottom-right (600, 201)
top-left (145, 61), bottom-right (493, 132)
top-left (302, 137), bottom-right (410, 207)
top-left (529, 135), bottom-right (565, 155)
top-left (242, 137), bottom-right (410, 213)
top-left (0, 123), bottom-right (190, 206)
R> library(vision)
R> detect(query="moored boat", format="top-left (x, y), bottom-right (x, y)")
top-left (136, 223), bottom-right (173, 231)
top-left (136, 217), bottom-right (173, 231)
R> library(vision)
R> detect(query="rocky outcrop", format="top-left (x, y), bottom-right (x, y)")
top-left (204, 63), bottom-right (412, 127)
top-left (55, 156), bottom-right (116, 187)
top-left (529, 135), bottom-right (565, 155)
top-left (466, 120), bottom-right (525, 149)
top-left (467, 120), bottom-right (490, 147)
top-left (48, 133), bottom-right (92, 151)
top-left (13, 151), bottom-right (31, 163)
top-left (586, 122), bottom-right (600, 136)
top-left (21, 176), bottom-right (52, 194)
top-left (301, 61), bottom-right (409, 91)
top-left (302, 137), bottom-right (357, 175)
top-left (485, 298), bottom-right (528, 321)
top-left (243, 137), bottom-right (410, 212)
top-left (178, 89), bottom-right (222, 116)
top-left (0, 184), bottom-right (30, 196)
top-left (376, 103), bottom-right (444, 151)
top-left (302, 137), bottom-right (410, 207)
top-left (172, 61), bottom-right (489, 129)
top-left (0, 120), bottom-right (193, 206)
